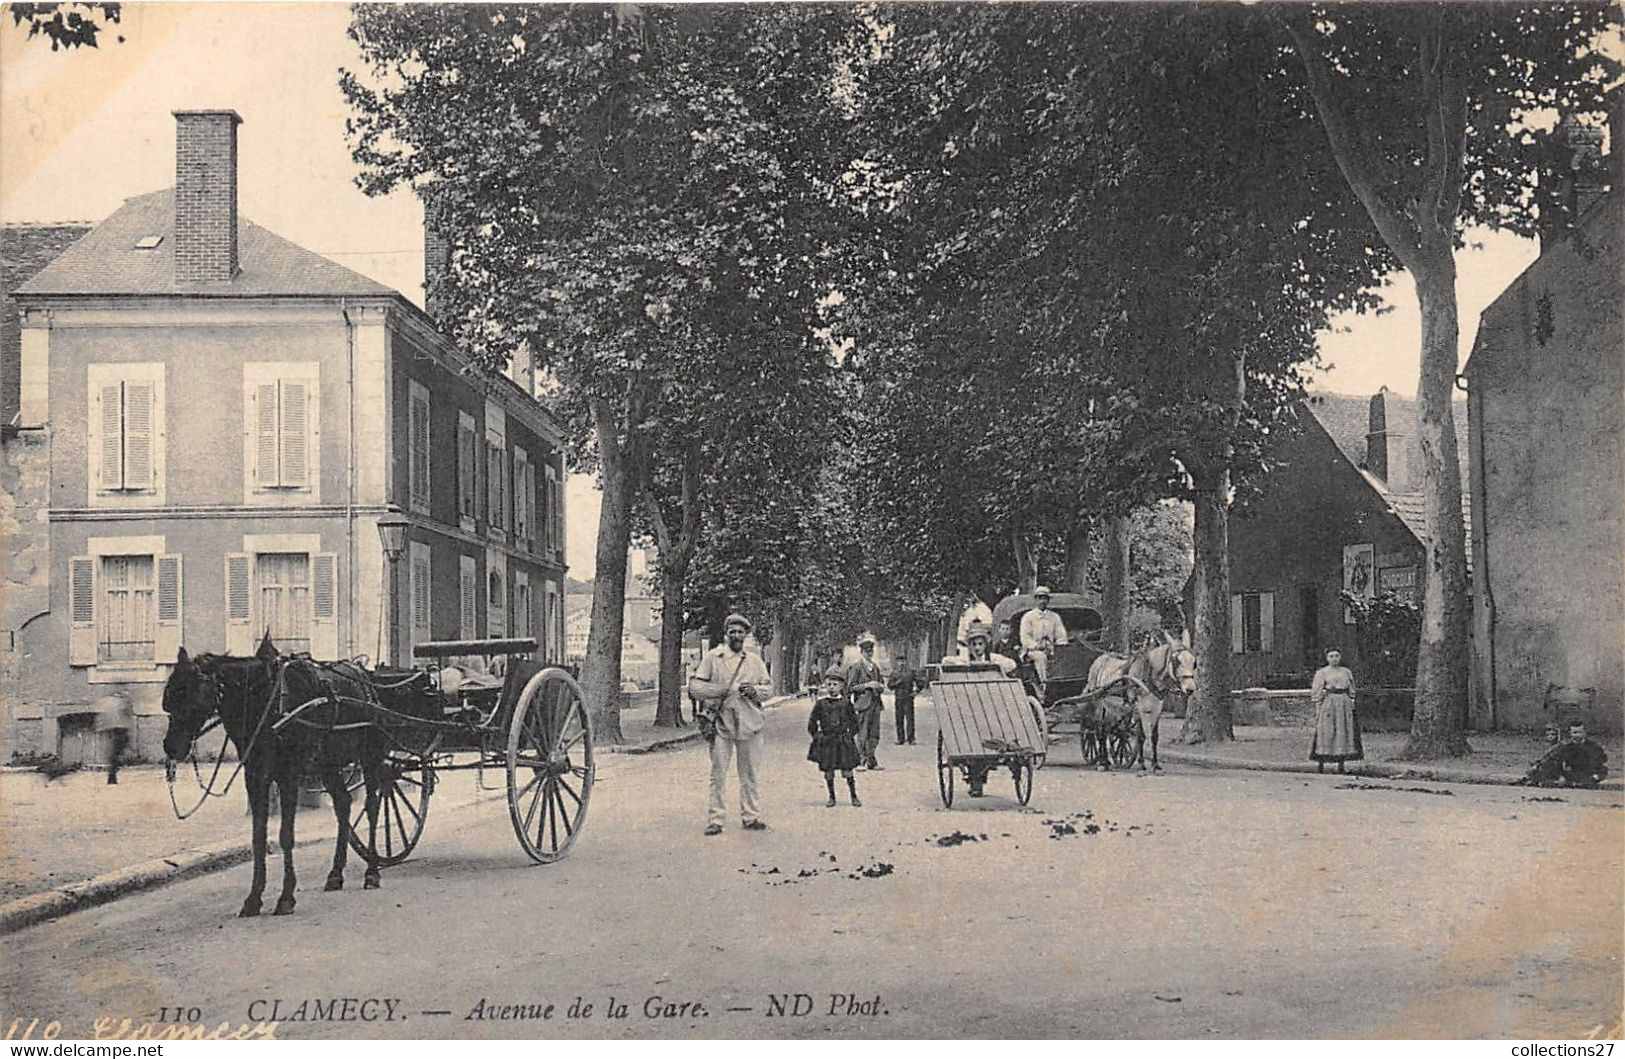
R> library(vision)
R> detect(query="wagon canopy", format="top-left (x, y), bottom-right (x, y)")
top-left (992, 592), bottom-right (1104, 642)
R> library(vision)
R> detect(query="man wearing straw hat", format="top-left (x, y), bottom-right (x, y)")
top-left (689, 612), bottom-right (774, 835)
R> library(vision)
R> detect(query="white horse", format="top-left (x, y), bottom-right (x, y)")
top-left (1084, 631), bottom-right (1198, 772)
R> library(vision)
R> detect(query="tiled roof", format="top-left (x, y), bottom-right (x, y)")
top-left (15, 190), bottom-right (396, 299)
top-left (1302, 391), bottom-right (1473, 564)
top-left (3, 223), bottom-right (94, 425)
top-left (1301, 390), bottom-right (1470, 493)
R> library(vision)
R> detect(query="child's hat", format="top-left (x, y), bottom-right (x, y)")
top-left (823, 665), bottom-right (848, 683)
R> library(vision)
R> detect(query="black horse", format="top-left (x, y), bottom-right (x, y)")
top-left (161, 636), bottom-right (388, 917)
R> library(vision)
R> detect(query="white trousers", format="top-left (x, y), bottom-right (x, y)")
top-left (708, 732), bottom-right (762, 827)
top-left (1030, 648), bottom-right (1051, 684)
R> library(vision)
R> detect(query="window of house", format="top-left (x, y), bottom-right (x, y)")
top-left (457, 412), bottom-right (478, 529)
top-left (408, 381), bottom-right (431, 515)
top-left (1230, 591), bottom-right (1274, 655)
top-left (223, 541), bottom-right (335, 657)
top-left (513, 449), bottom-right (531, 544)
top-left (88, 364), bottom-right (165, 504)
top-left (486, 438), bottom-right (506, 536)
top-left (487, 555), bottom-right (507, 638)
top-left (256, 553), bottom-right (311, 655)
top-left (244, 364), bottom-right (320, 500)
top-left (68, 540), bottom-right (180, 671)
top-left (513, 570), bottom-right (531, 640)
top-left (459, 555), bottom-right (478, 640)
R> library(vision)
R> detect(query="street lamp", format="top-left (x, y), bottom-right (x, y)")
top-left (377, 512), bottom-right (410, 665)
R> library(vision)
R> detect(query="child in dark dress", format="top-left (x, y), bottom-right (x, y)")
top-left (808, 667), bottom-right (862, 808)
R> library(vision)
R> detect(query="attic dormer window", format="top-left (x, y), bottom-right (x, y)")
top-left (134, 235), bottom-right (163, 250)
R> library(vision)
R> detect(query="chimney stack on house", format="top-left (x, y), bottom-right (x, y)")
top-left (173, 110), bottom-right (242, 284)
top-left (423, 221), bottom-right (450, 323)
top-left (1366, 387), bottom-right (1411, 492)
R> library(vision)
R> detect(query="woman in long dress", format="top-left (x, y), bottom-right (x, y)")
top-left (1310, 647), bottom-right (1362, 773)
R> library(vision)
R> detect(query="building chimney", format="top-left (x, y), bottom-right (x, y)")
top-left (1366, 387), bottom-right (1411, 492)
top-left (173, 110), bottom-right (241, 284)
top-left (424, 223), bottom-right (450, 323)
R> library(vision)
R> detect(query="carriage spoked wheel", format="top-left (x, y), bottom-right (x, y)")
top-left (347, 737), bottom-right (438, 867)
top-left (936, 730), bottom-right (955, 809)
top-left (1080, 725), bottom-right (1103, 766)
top-left (1110, 728), bottom-right (1137, 768)
top-left (1012, 757), bottom-right (1035, 805)
top-left (506, 668), bottom-right (594, 864)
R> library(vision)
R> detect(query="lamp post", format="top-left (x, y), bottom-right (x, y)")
top-left (376, 512), bottom-right (410, 666)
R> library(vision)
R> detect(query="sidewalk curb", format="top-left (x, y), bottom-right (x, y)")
top-left (1114, 749), bottom-right (1625, 790)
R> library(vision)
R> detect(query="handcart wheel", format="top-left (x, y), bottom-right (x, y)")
top-left (1013, 757), bottom-right (1035, 805)
top-left (348, 739), bottom-right (437, 867)
top-left (1110, 727), bottom-right (1137, 768)
top-left (507, 668), bottom-right (594, 864)
top-left (936, 730), bottom-right (955, 809)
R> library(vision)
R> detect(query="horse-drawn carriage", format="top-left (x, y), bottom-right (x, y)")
top-left (162, 636), bottom-right (592, 917)
top-left (935, 594), bottom-right (1198, 781)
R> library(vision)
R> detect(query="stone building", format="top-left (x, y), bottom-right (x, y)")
top-left (1463, 190), bottom-right (1623, 733)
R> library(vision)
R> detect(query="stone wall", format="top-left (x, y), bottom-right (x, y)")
top-left (0, 429), bottom-right (52, 760)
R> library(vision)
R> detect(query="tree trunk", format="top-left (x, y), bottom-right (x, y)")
top-left (1401, 249), bottom-right (1473, 758)
top-left (1102, 514), bottom-right (1132, 652)
top-left (653, 572), bottom-right (687, 728)
top-left (579, 402), bottom-right (635, 745)
top-left (1011, 529), bottom-right (1037, 594)
top-left (1181, 473), bottom-right (1234, 744)
top-left (1062, 518), bottom-right (1093, 594)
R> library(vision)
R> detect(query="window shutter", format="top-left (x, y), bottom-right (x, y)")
top-left (1259, 592), bottom-right (1275, 654)
top-left (69, 556), bottom-right (96, 665)
top-left (122, 382), bottom-right (155, 490)
top-left (310, 552), bottom-right (338, 659)
top-left (459, 556), bottom-right (477, 640)
top-left (410, 393), bottom-right (430, 511)
top-left (411, 548), bottom-right (432, 643)
top-left (254, 384), bottom-right (279, 487)
top-left (552, 475), bottom-right (564, 558)
top-left (225, 553), bottom-right (253, 655)
top-left (279, 380), bottom-right (310, 488)
top-left (526, 462), bottom-right (537, 547)
top-left (155, 554), bottom-right (183, 661)
top-left (1229, 594), bottom-right (1244, 655)
top-left (98, 384), bottom-right (123, 490)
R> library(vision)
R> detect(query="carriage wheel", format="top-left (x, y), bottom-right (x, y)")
top-left (1110, 727), bottom-right (1137, 768)
top-left (936, 730), bottom-right (955, 809)
top-left (348, 741), bottom-right (436, 867)
top-left (1013, 757), bottom-right (1035, 805)
top-left (506, 668), bottom-right (594, 864)
top-left (1080, 725), bottom-right (1102, 765)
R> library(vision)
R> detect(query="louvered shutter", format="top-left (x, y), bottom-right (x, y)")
top-left (459, 557), bottom-right (477, 639)
top-left (122, 382), bottom-right (155, 490)
top-left (310, 552), bottom-right (338, 659)
top-left (525, 462), bottom-right (537, 547)
top-left (1259, 592), bottom-right (1275, 654)
top-left (411, 548), bottom-right (432, 643)
top-left (409, 393), bottom-right (430, 511)
top-left (279, 381), bottom-right (309, 488)
top-left (69, 556), bottom-right (97, 665)
top-left (1230, 594), bottom-right (1244, 655)
top-left (155, 554), bottom-right (182, 660)
top-left (98, 384), bottom-right (123, 490)
top-left (552, 475), bottom-right (564, 558)
top-left (225, 553), bottom-right (253, 654)
top-left (254, 384), bottom-right (279, 487)
top-left (458, 419), bottom-right (476, 519)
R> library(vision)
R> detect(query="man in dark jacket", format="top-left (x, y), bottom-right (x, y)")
top-left (889, 651), bottom-right (926, 746)
top-left (1556, 722), bottom-right (1609, 788)
top-left (845, 636), bottom-right (886, 769)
